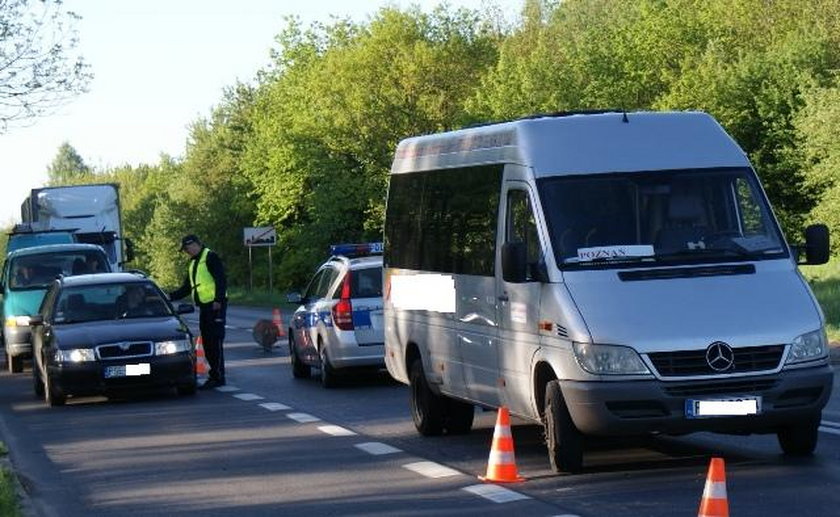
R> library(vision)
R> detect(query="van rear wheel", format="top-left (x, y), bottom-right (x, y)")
top-left (778, 415), bottom-right (820, 456)
top-left (409, 359), bottom-right (445, 436)
top-left (544, 380), bottom-right (583, 473)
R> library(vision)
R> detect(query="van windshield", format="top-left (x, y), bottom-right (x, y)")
top-left (537, 167), bottom-right (787, 268)
top-left (8, 251), bottom-right (109, 290)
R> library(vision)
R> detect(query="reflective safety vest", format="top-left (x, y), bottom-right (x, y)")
top-left (189, 247), bottom-right (216, 304)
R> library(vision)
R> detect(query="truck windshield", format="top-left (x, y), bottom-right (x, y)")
top-left (537, 167), bottom-right (788, 269)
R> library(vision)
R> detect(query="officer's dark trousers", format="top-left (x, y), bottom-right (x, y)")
top-left (199, 301), bottom-right (227, 382)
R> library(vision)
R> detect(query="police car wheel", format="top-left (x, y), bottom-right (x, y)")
top-left (409, 359), bottom-right (444, 436)
top-left (320, 346), bottom-right (339, 389)
top-left (544, 380), bottom-right (583, 473)
top-left (777, 415), bottom-right (819, 456)
top-left (289, 336), bottom-right (310, 379)
top-left (444, 398), bottom-right (474, 435)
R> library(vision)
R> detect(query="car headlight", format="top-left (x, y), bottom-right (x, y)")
top-left (5, 316), bottom-right (31, 327)
top-left (156, 340), bottom-right (191, 355)
top-left (573, 342), bottom-right (650, 375)
top-left (785, 329), bottom-right (827, 364)
top-left (55, 348), bottom-right (96, 363)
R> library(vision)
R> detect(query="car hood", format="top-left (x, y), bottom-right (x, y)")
top-left (562, 262), bottom-right (821, 352)
top-left (53, 317), bottom-right (191, 348)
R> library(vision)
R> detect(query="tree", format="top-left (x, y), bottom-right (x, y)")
top-left (47, 141), bottom-right (90, 185)
top-left (0, 0), bottom-right (92, 131)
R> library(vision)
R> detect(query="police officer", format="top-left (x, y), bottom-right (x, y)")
top-left (170, 234), bottom-right (228, 389)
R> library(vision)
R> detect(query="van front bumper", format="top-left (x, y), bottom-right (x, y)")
top-left (3, 326), bottom-right (32, 358)
top-left (560, 365), bottom-right (833, 436)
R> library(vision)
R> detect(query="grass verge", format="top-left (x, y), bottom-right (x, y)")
top-left (0, 442), bottom-right (21, 517)
top-left (801, 259), bottom-right (840, 341)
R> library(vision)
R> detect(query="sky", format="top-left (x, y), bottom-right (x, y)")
top-left (0, 0), bottom-right (521, 225)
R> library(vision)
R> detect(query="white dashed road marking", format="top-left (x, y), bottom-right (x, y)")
top-left (354, 442), bottom-right (402, 456)
top-left (462, 484), bottom-right (531, 504)
top-left (318, 425), bottom-right (357, 437)
top-left (214, 385), bottom-right (240, 392)
top-left (820, 420), bottom-right (840, 436)
top-left (233, 393), bottom-right (264, 401)
top-left (287, 412), bottom-right (321, 423)
top-left (402, 461), bottom-right (462, 479)
top-left (259, 402), bottom-right (291, 411)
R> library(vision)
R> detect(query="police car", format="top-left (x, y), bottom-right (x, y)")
top-left (287, 243), bottom-right (384, 388)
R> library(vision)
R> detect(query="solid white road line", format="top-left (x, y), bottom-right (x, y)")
top-left (318, 425), bottom-right (357, 437)
top-left (354, 442), bottom-right (403, 456)
top-left (461, 484), bottom-right (531, 504)
top-left (259, 402), bottom-right (291, 411)
top-left (233, 393), bottom-right (264, 401)
top-left (402, 461), bottom-right (462, 479)
top-left (214, 385), bottom-right (240, 392)
top-left (287, 412), bottom-right (321, 423)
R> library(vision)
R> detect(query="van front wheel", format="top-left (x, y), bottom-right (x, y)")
top-left (409, 359), bottom-right (445, 436)
top-left (777, 415), bottom-right (820, 456)
top-left (544, 380), bottom-right (583, 473)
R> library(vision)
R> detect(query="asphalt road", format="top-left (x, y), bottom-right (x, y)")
top-left (0, 305), bottom-right (838, 516)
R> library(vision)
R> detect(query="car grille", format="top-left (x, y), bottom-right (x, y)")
top-left (647, 344), bottom-right (784, 377)
top-left (663, 378), bottom-right (778, 397)
top-left (96, 342), bottom-right (153, 360)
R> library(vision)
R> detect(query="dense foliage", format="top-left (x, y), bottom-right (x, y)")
top-left (37, 0), bottom-right (840, 289)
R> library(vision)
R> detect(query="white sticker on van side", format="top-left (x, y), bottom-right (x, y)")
top-left (577, 245), bottom-right (654, 262)
top-left (510, 302), bottom-right (527, 324)
top-left (390, 273), bottom-right (456, 313)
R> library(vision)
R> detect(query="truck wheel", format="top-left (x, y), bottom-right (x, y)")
top-left (7, 352), bottom-right (22, 373)
top-left (44, 373), bottom-right (66, 407)
top-left (544, 380), bottom-right (583, 473)
top-left (409, 359), bottom-right (445, 436)
top-left (778, 415), bottom-right (820, 456)
top-left (319, 345), bottom-right (339, 389)
top-left (289, 335), bottom-right (310, 379)
top-left (445, 398), bottom-right (474, 435)
top-left (33, 362), bottom-right (44, 397)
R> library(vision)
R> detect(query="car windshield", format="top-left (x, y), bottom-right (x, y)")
top-left (8, 251), bottom-right (109, 290)
top-left (537, 167), bottom-right (787, 269)
top-left (54, 282), bottom-right (172, 323)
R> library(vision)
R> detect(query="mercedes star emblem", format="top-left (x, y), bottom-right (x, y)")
top-left (705, 341), bottom-right (735, 372)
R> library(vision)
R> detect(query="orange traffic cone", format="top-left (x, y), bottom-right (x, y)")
top-left (272, 308), bottom-right (287, 337)
top-left (479, 406), bottom-right (525, 483)
top-left (195, 336), bottom-right (209, 376)
top-left (698, 457), bottom-right (729, 517)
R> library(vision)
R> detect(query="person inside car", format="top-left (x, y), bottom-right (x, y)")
top-left (116, 285), bottom-right (150, 318)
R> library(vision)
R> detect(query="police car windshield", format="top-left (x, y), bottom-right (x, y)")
top-left (537, 167), bottom-right (787, 269)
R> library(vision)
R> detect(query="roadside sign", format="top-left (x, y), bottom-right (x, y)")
top-left (243, 226), bottom-right (276, 247)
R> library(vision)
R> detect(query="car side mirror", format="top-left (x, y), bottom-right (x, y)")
top-left (502, 241), bottom-right (527, 283)
top-left (176, 303), bottom-right (195, 315)
top-left (287, 292), bottom-right (302, 304)
top-left (29, 315), bottom-right (44, 327)
top-left (798, 224), bottom-right (830, 265)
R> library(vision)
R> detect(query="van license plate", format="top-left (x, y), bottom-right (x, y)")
top-left (686, 397), bottom-right (761, 418)
top-left (104, 363), bottom-right (150, 378)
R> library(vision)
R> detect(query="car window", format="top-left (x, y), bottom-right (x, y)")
top-left (351, 267), bottom-right (382, 298)
top-left (319, 266), bottom-right (341, 298)
top-left (303, 269), bottom-right (326, 300)
top-left (55, 282), bottom-right (172, 323)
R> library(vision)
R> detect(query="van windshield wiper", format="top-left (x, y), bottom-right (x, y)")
top-left (654, 247), bottom-right (752, 261)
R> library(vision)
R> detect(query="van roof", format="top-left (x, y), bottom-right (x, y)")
top-left (6, 243), bottom-right (106, 259)
top-left (391, 111), bottom-right (750, 177)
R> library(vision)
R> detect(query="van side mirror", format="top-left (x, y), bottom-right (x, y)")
top-left (124, 238), bottom-right (135, 263)
top-left (798, 224), bottom-right (830, 265)
top-left (502, 242), bottom-right (527, 283)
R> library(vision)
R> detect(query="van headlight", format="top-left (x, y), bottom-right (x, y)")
top-left (55, 348), bottom-right (96, 363)
top-left (573, 342), bottom-right (650, 375)
top-left (156, 340), bottom-right (190, 355)
top-left (785, 329), bottom-right (827, 364)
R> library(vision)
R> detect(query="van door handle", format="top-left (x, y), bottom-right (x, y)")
top-left (498, 294), bottom-right (509, 302)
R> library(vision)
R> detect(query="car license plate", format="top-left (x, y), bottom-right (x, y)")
top-left (685, 397), bottom-right (761, 418)
top-left (104, 363), bottom-right (150, 378)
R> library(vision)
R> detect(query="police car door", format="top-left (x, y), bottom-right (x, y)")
top-left (350, 265), bottom-right (384, 346)
top-left (497, 180), bottom-right (545, 417)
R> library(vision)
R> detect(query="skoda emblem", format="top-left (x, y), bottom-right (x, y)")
top-left (119, 343), bottom-right (130, 351)
top-left (705, 341), bottom-right (735, 372)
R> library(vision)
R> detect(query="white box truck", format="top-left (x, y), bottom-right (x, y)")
top-left (383, 110), bottom-right (833, 473)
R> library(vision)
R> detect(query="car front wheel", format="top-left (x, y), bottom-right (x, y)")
top-left (289, 335), bottom-right (310, 379)
top-left (44, 372), bottom-right (66, 407)
top-left (33, 362), bottom-right (44, 397)
top-left (778, 415), bottom-right (820, 456)
top-left (544, 380), bottom-right (583, 473)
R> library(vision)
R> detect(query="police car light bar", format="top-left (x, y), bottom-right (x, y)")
top-left (330, 242), bottom-right (384, 258)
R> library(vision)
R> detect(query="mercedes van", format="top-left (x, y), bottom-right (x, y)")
top-left (382, 111), bottom-right (833, 473)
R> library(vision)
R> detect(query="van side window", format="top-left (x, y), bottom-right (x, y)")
top-left (385, 165), bottom-right (503, 276)
top-left (506, 190), bottom-right (541, 280)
